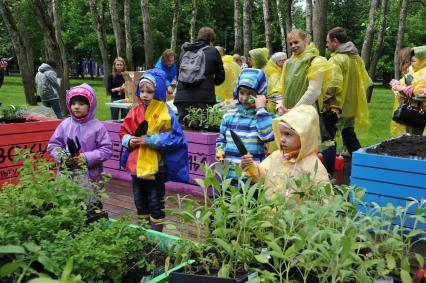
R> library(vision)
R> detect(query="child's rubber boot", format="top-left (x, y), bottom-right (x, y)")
top-left (150, 217), bottom-right (164, 232)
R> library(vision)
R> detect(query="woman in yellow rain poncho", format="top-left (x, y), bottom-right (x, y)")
top-left (240, 105), bottom-right (330, 203)
top-left (264, 52), bottom-right (287, 113)
top-left (391, 45), bottom-right (426, 135)
top-left (272, 29), bottom-right (332, 113)
top-left (215, 47), bottom-right (242, 102)
top-left (390, 48), bottom-right (416, 136)
top-left (248, 48), bottom-right (269, 69)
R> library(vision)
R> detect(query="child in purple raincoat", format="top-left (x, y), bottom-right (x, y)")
top-left (48, 84), bottom-right (113, 206)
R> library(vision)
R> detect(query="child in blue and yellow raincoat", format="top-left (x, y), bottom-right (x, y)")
top-left (119, 68), bottom-right (189, 231)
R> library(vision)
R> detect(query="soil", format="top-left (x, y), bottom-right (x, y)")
top-left (366, 135), bottom-right (426, 159)
top-left (0, 117), bottom-right (38, 124)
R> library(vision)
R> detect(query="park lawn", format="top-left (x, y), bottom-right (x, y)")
top-left (0, 75), bottom-right (393, 148)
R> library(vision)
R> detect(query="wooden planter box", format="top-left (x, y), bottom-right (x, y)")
top-left (0, 116), bottom-right (61, 187)
top-left (102, 121), bottom-right (219, 195)
top-left (351, 146), bottom-right (426, 230)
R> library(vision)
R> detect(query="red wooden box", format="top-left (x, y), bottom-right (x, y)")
top-left (0, 116), bottom-right (61, 187)
top-left (102, 121), bottom-right (219, 195)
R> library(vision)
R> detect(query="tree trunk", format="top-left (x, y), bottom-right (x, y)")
top-left (109, 0), bottom-right (124, 57)
top-left (189, 0), bottom-right (198, 43)
top-left (305, 0), bottom-right (313, 41)
top-left (312, 0), bottom-right (327, 56)
top-left (89, 0), bottom-right (111, 88)
top-left (233, 0), bottom-right (242, 54)
top-left (0, 2), bottom-right (37, 105)
top-left (368, 0), bottom-right (388, 80)
top-left (140, 0), bottom-right (154, 68)
top-left (170, 0), bottom-right (181, 51)
top-left (52, 0), bottom-right (70, 95)
top-left (284, 0), bottom-right (292, 54)
top-left (124, 0), bottom-right (134, 69)
top-left (243, 0), bottom-right (252, 57)
top-left (276, 0), bottom-right (287, 53)
top-left (16, 7), bottom-right (34, 81)
top-left (361, 0), bottom-right (379, 70)
top-left (30, 0), bottom-right (67, 111)
top-left (394, 0), bottom-right (410, 79)
top-left (262, 0), bottom-right (272, 54)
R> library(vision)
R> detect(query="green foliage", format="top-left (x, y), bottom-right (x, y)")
top-left (0, 104), bottom-right (27, 120)
top-left (183, 105), bottom-right (223, 130)
top-left (167, 162), bottom-right (426, 282)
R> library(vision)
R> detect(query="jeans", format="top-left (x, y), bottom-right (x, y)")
top-left (322, 127), bottom-right (361, 176)
top-left (131, 173), bottom-right (166, 221)
top-left (43, 99), bottom-right (64, 119)
top-left (110, 97), bottom-right (129, 120)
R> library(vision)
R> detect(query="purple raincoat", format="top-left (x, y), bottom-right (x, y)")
top-left (48, 83), bottom-right (113, 182)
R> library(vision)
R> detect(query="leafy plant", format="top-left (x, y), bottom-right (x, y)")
top-left (0, 105), bottom-right (27, 120)
top-left (183, 105), bottom-right (224, 131)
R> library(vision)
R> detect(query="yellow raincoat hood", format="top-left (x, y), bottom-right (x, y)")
top-left (272, 105), bottom-right (320, 162)
top-left (411, 46), bottom-right (426, 97)
top-left (215, 55), bottom-right (242, 101)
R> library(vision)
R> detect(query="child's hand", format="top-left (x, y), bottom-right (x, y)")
top-left (129, 136), bottom-right (147, 148)
top-left (255, 95), bottom-right (267, 108)
top-left (216, 147), bottom-right (225, 162)
top-left (240, 153), bottom-right (254, 169)
top-left (64, 155), bottom-right (86, 167)
top-left (276, 102), bottom-right (288, 116)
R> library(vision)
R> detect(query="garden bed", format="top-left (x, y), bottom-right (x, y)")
top-left (351, 135), bottom-right (426, 229)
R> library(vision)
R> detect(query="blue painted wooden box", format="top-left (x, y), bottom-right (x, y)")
top-left (351, 144), bottom-right (426, 230)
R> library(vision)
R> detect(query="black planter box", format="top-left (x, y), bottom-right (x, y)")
top-left (169, 268), bottom-right (255, 283)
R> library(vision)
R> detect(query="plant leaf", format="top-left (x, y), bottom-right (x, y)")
top-left (0, 245), bottom-right (26, 254)
top-left (400, 269), bottom-right (412, 283)
top-left (0, 262), bottom-right (20, 277)
top-left (214, 238), bottom-right (234, 256)
top-left (254, 254), bottom-right (269, 264)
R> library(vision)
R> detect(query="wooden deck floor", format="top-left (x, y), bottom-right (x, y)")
top-left (103, 178), bottom-right (203, 238)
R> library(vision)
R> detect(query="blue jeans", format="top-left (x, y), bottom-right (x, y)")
top-left (110, 98), bottom-right (129, 120)
top-left (43, 99), bottom-right (64, 119)
top-left (322, 127), bottom-right (361, 176)
top-left (131, 173), bottom-right (166, 220)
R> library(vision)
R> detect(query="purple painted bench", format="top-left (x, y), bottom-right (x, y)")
top-left (102, 121), bottom-right (219, 195)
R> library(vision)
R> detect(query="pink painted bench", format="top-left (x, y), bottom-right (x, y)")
top-left (102, 121), bottom-right (219, 195)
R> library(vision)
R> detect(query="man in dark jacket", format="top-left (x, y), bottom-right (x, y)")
top-left (174, 27), bottom-right (225, 124)
top-left (0, 58), bottom-right (7, 89)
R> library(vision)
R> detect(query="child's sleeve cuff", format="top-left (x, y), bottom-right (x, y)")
top-left (122, 134), bottom-right (133, 148)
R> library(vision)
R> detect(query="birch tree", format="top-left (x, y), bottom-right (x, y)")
top-left (233, 0), bottom-right (242, 54)
top-left (170, 0), bottom-right (181, 51)
top-left (189, 0), bottom-right (198, 43)
top-left (276, 0), bottom-right (287, 53)
top-left (305, 0), bottom-right (313, 41)
top-left (262, 0), bottom-right (272, 53)
top-left (313, 0), bottom-right (327, 55)
top-left (394, 0), bottom-right (410, 79)
top-left (89, 0), bottom-right (111, 87)
top-left (361, 0), bottom-right (379, 70)
top-left (243, 0), bottom-right (253, 57)
top-left (124, 0), bottom-right (134, 69)
top-left (0, 1), bottom-right (37, 105)
top-left (140, 0), bottom-right (153, 68)
top-left (109, 0), bottom-right (124, 57)
top-left (368, 0), bottom-right (388, 79)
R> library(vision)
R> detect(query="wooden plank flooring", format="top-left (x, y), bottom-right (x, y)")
top-left (103, 178), bottom-right (203, 238)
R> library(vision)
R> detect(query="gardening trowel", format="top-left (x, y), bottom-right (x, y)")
top-left (67, 136), bottom-right (81, 157)
top-left (230, 130), bottom-right (248, 156)
top-left (135, 120), bottom-right (148, 137)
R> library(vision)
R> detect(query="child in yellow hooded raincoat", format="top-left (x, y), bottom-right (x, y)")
top-left (240, 105), bottom-right (329, 202)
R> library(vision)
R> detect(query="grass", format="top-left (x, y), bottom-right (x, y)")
top-left (0, 75), bottom-right (393, 148)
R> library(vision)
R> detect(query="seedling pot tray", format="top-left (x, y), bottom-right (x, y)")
top-left (169, 267), bottom-right (251, 283)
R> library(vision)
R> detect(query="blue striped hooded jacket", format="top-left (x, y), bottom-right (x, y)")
top-left (216, 68), bottom-right (274, 182)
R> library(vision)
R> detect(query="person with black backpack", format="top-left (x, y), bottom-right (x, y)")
top-left (174, 26), bottom-right (225, 124)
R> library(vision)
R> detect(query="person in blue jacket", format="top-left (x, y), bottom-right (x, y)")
top-left (154, 49), bottom-right (177, 95)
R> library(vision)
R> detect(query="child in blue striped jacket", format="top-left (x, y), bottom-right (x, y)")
top-left (216, 68), bottom-right (274, 185)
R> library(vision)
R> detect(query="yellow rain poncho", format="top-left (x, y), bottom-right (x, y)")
top-left (215, 55), bottom-right (242, 101)
top-left (328, 42), bottom-right (372, 133)
top-left (244, 105), bottom-right (329, 202)
top-left (390, 66), bottom-right (414, 137)
top-left (273, 43), bottom-right (332, 110)
top-left (249, 48), bottom-right (269, 69)
top-left (264, 58), bottom-right (283, 113)
top-left (410, 46), bottom-right (426, 97)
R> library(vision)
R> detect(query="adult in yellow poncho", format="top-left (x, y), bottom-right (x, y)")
top-left (390, 47), bottom-right (416, 137)
top-left (264, 52), bottom-right (287, 113)
top-left (215, 47), bottom-right (242, 102)
top-left (391, 45), bottom-right (426, 135)
top-left (272, 30), bottom-right (332, 113)
top-left (240, 105), bottom-right (329, 203)
top-left (248, 48), bottom-right (269, 69)
top-left (322, 27), bottom-right (372, 176)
